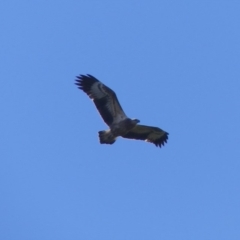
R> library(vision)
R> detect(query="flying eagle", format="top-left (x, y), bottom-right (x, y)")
top-left (75, 74), bottom-right (169, 148)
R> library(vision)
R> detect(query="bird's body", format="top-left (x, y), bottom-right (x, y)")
top-left (99, 118), bottom-right (140, 144)
top-left (110, 118), bottom-right (138, 136)
top-left (75, 74), bottom-right (169, 148)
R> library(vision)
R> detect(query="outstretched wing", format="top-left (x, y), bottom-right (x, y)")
top-left (75, 74), bottom-right (127, 126)
top-left (122, 124), bottom-right (169, 147)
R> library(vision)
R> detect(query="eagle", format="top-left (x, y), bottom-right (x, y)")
top-left (75, 74), bottom-right (169, 148)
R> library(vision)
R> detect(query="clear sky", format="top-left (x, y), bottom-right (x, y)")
top-left (1, 1), bottom-right (240, 239)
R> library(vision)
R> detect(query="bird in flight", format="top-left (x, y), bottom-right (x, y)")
top-left (75, 74), bottom-right (169, 148)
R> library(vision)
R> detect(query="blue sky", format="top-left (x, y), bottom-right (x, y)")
top-left (1, 1), bottom-right (240, 239)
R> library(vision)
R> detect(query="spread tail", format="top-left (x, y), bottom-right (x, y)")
top-left (98, 130), bottom-right (116, 144)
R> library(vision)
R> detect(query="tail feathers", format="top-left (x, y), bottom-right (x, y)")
top-left (98, 130), bottom-right (116, 144)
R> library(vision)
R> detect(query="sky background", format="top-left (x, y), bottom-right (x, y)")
top-left (1, 1), bottom-right (240, 239)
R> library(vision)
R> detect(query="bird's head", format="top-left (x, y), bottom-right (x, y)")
top-left (132, 118), bottom-right (140, 124)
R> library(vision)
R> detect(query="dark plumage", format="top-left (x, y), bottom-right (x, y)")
top-left (123, 125), bottom-right (168, 148)
top-left (75, 74), bottom-right (124, 126)
top-left (75, 74), bottom-right (169, 148)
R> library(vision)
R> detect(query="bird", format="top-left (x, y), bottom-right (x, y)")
top-left (75, 74), bottom-right (169, 148)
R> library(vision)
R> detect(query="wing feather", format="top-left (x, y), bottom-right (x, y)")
top-left (75, 74), bottom-right (127, 126)
top-left (122, 124), bottom-right (169, 147)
